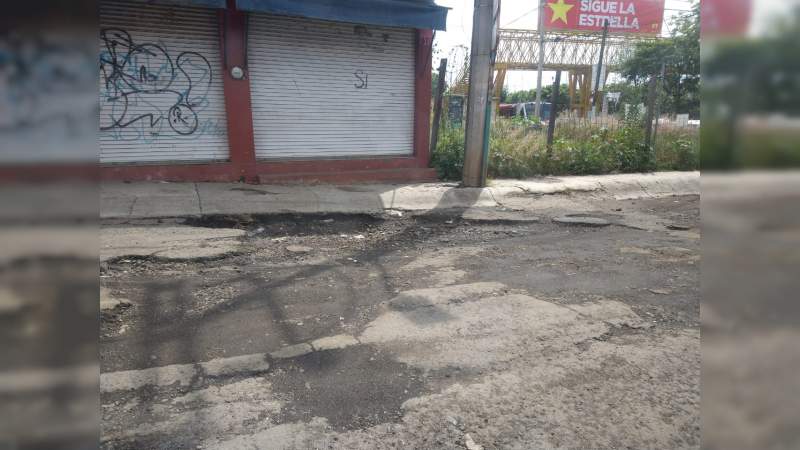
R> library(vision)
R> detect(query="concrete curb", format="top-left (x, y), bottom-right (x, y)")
top-left (101, 335), bottom-right (362, 393)
top-left (100, 353), bottom-right (271, 393)
top-left (101, 172), bottom-right (699, 220)
top-left (492, 171), bottom-right (700, 201)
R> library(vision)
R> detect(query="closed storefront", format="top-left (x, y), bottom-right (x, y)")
top-left (247, 15), bottom-right (416, 159)
top-left (99, 0), bottom-right (229, 163)
top-left (97, 0), bottom-right (448, 183)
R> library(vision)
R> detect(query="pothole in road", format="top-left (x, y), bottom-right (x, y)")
top-left (269, 345), bottom-right (430, 431)
top-left (183, 213), bottom-right (385, 236)
top-left (553, 215), bottom-right (613, 227)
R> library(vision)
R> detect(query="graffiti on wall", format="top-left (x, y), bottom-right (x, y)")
top-left (0, 32), bottom-right (96, 162)
top-left (353, 70), bottom-right (368, 89)
top-left (100, 28), bottom-right (225, 141)
top-left (1, 34), bottom-right (93, 131)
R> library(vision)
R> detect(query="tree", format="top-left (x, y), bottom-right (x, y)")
top-left (703, 6), bottom-right (800, 116)
top-left (604, 81), bottom-right (646, 106)
top-left (701, 5), bottom-right (800, 169)
top-left (620, 2), bottom-right (700, 118)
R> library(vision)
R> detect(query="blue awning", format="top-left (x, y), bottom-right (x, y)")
top-left (127, 0), bottom-right (227, 8)
top-left (235, 0), bottom-right (448, 30)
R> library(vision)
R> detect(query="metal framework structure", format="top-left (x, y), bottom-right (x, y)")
top-left (451, 29), bottom-right (656, 116)
top-left (495, 29), bottom-right (650, 71)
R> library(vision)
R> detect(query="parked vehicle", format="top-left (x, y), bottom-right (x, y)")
top-left (498, 102), bottom-right (552, 121)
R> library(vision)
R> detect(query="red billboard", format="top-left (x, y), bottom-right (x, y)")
top-left (701, 0), bottom-right (752, 37)
top-left (543, 0), bottom-right (665, 34)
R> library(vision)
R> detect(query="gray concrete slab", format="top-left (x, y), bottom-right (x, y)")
top-left (100, 226), bottom-right (246, 261)
top-left (99, 172), bottom-right (700, 220)
top-left (196, 183), bottom-right (320, 215)
top-left (101, 194), bottom-right (135, 219)
top-left (2, 183), bottom-right (97, 221)
top-left (0, 226), bottom-right (97, 263)
top-left (310, 335), bottom-right (359, 352)
top-left (118, 183), bottom-right (201, 218)
top-left (269, 343), bottom-right (313, 360)
top-left (381, 184), bottom-right (497, 211)
top-left (491, 177), bottom-right (600, 196)
top-left (307, 185), bottom-right (385, 214)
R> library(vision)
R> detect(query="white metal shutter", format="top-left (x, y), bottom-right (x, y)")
top-left (248, 15), bottom-right (416, 159)
top-left (99, 1), bottom-right (229, 164)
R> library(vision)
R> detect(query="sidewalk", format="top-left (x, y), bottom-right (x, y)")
top-left (101, 171), bottom-right (699, 219)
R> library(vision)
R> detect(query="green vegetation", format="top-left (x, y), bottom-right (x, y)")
top-left (654, 126), bottom-right (700, 171)
top-left (620, 2), bottom-right (700, 118)
top-left (430, 114), bottom-right (699, 181)
top-left (701, 6), bottom-right (800, 169)
top-left (429, 120), bottom-right (466, 181)
top-left (429, 1), bottom-right (705, 181)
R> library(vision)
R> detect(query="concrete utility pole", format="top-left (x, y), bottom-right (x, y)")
top-left (463, 0), bottom-right (499, 187)
top-left (534, 0), bottom-right (545, 119)
top-left (651, 62), bottom-right (666, 149)
top-left (593, 20), bottom-right (609, 116)
top-left (644, 72), bottom-right (659, 149)
top-left (546, 70), bottom-right (561, 155)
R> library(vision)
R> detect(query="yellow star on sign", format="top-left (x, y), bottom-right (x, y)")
top-left (548, 0), bottom-right (574, 24)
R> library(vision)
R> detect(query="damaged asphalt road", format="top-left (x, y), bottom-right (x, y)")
top-left (100, 195), bottom-right (700, 449)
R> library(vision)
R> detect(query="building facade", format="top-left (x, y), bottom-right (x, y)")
top-left (99, 0), bottom-right (448, 183)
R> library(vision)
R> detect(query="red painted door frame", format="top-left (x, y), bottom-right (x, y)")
top-left (220, 2), bottom-right (256, 172)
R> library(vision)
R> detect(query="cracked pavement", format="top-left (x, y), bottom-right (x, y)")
top-left (99, 194), bottom-right (700, 449)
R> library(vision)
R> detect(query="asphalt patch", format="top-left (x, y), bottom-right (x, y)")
top-left (270, 345), bottom-right (430, 431)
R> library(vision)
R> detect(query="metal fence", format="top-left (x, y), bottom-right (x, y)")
top-left (435, 69), bottom-right (699, 176)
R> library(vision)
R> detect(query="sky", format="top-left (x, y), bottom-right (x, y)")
top-left (432, 0), bottom-right (793, 92)
top-left (750, 0), bottom-right (800, 34)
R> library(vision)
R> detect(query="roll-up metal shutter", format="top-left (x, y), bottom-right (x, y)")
top-left (248, 15), bottom-right (416, 160)
top-left (99, 0), bottom-right (229, 164)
